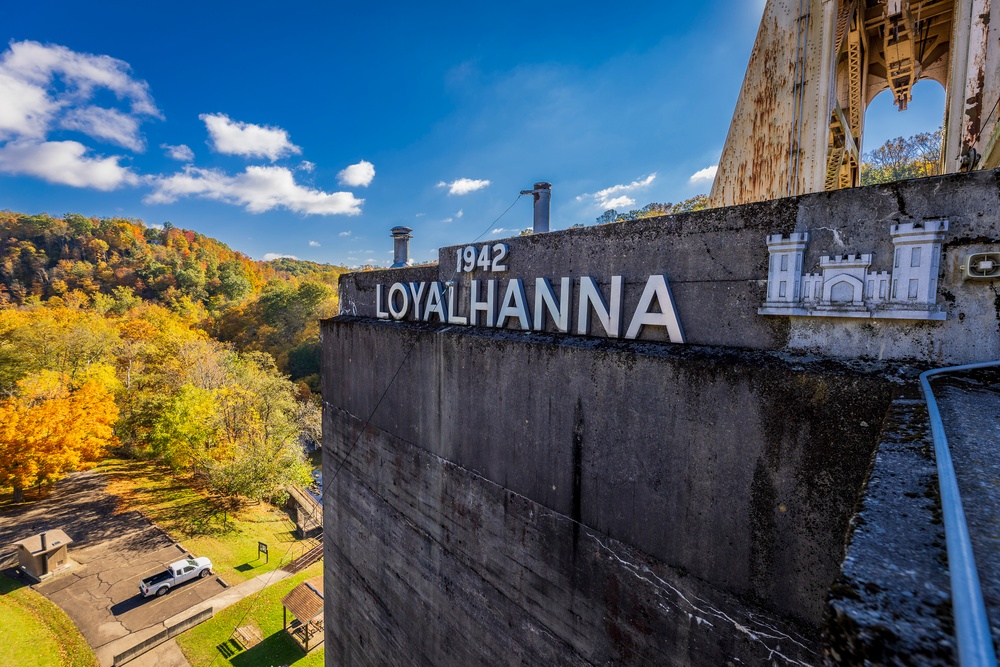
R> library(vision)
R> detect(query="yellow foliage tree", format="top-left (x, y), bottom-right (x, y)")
top-left (0, 371), bottom-right (118, 502)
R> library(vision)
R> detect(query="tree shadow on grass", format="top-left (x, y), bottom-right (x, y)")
top-left (171, 498), bottom-right (238, 537)
top-left (227, 631), bottom-right (309, 666)
top-left (0, 568), bottom-right (29, 595)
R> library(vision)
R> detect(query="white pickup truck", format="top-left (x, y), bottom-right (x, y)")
top-left (139, 557), bottom-right (213, 597)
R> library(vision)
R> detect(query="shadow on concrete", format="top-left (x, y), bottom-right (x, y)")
top-left (110, 595), bottom-right (148, 616)
top-left (0, 471), bottom-right (155, 561)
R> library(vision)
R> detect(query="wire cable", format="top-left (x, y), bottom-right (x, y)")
top-left (207, 193), bottom-right (528, 665)
top-left (205, 529), bottom-right (310, 667)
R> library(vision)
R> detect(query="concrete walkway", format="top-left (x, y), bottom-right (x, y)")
top-left (934, 369), bottom-right (1000, 652)
top-left (95, 568), bottom-right (293, 667)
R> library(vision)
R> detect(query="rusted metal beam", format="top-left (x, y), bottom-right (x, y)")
top-left (710, 0), bottom-right (998, 208)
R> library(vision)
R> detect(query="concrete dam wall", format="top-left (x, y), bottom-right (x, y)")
top-left (322, 169), bottom-right (1000, 665)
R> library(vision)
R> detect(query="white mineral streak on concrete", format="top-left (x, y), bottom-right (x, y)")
top-left (592, 536), bottom-right (817, 666)
top-left (810, 226), bottom-right (846, 248)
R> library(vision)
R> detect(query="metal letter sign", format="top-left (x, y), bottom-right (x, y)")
top-left (374, 244), bottom-right (685, 343)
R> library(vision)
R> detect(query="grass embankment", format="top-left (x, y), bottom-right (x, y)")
top-left (176, 560), bottom-right (325, 667)
top-left (100, 458), bottom-right (317, 585)
top-left (0, 571), bottom-right (97, 667)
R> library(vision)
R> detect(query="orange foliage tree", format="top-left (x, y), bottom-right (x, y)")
top-left (0, 371), bottom-right (118, 502)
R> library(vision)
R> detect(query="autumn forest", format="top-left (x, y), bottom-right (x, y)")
top-left (0, 210), bottom-right (343, 504)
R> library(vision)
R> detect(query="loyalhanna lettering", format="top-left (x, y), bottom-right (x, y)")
top-left (375, 276), bottom-right (685, 343)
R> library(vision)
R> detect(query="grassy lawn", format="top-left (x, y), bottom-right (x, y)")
top-left (0, 571), bottom-right (97, 667)
top-left (100, 458), bottom-right (317, 585)
top-left (176, 560), bottom-right (325, 667)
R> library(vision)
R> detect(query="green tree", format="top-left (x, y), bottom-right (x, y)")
top-left (860, 127), bottom-right (944, 186)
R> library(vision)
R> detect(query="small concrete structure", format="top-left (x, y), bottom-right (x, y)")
top-left (12, 528), bottom-right (73, 582)
top-left (281, 578), bottom-right (324, 652)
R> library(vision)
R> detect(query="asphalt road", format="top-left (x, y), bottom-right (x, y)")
top-left (0, 470), bottom-right (226, 655)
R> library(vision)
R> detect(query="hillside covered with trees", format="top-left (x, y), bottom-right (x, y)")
top-left (0, 210), bottom-right (343, 504)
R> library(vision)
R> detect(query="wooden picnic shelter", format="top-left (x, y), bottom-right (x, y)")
top-left (281, 577), bottom-right (324, 652)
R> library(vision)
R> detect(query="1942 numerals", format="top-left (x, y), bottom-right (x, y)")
top-left (455, 243), bottom-right (508, 273)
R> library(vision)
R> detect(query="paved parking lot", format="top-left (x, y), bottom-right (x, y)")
top-left (0, 470), bottom-right (226, 662)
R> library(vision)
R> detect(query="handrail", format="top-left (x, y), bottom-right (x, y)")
top-left (920, 361), bottom-right (1000, 667)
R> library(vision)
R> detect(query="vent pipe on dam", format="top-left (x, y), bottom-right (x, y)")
top-left (389, 226), bottom-right (412, 268)
top-left (520, 182), bottom-right (552, 233)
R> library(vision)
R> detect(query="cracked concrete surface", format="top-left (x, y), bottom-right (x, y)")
top-left (0, 470), bottom-right (224, 667)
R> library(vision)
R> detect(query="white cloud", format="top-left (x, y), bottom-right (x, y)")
top-left (0, 41), bottom-right (159, 190)
top-left (146, 165), bottom-right (363, 216)
top-left (0, 140), bottom-right (138, 190)
top-left (441, 217), bottom-right (453, 223)
top-left (437, 177), bottom-right (491, 195)
top-left (263, 253), bottom-right (298, 261)
top-left (415, 213), bottom-right (425, 218)
top-left (603, 195), bottom-right (635, 210)
top-left (456, 209), bottom-right (464, 218)
top-left (689, 165), bottom-right (718, 185)
top-left (346, 256), bottom-right (358, 261)
top-left (0, 70), bottom-right (57, 139)
top-left (308, 240), bottom-right (321, 247)
top-left (297, 160), bottom-right (315, 172)
top-left (338, 231), bottom-right (352, 237)
top-left (0, 41), bottom-right (160, 124)
top-left (577, 174), bottom-right (656, 210)
top-left (162, 143), bottom-right (194, 162)
top-left (60, 106), bottom-right (144, 151)
top-left (491, 227), bottom-right (511, 235)
top-left (199, 113), bottom-right (301, 161)
top-left (337, 160), bottom-right (375, 187)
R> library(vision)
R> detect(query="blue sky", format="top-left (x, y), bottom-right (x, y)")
top-left (1, 1), bottom-right (944, 267)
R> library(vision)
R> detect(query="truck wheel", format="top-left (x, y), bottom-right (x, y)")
top-left (199, 569), bottom-right (210, 579)
top-left (156, 586), bottom-right (168, 597)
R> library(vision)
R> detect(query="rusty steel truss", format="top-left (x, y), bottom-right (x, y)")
top-left (711, 0), bottom-right (999, 207)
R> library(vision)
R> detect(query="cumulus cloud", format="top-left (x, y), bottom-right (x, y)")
top-left (263, 253), bottom-right (298, 261)
top-left (337, 160), bottom-right (375, 187)
top-left (338, 231), bottom-right (352, 237)
top-left (60, 106), bottom-right (145, 151)
top-left (0, 140), bottom-right (138, 190)
top-left (200, 113), bottom-right (301, 161)
top-left (689, 165), bottom-right (718, 185)
top-left (0, 41), bottom-right (160, 189)
top-left (577, 174), bottom-right (656, 210)
top-left (162, 143), bottom-right (194, 162)
top-left (297, 160), bottom-right (315, 172)
top-left (491, 227), bottom-right (512, 235)
top-left (437, 178), bottom-right (490, 195)
top-left (308, 240), bottom-right (321, 247)
top-left (455, 209), bottom-right (464, 218)
top-left (0, 41), bottom-right (160, 139)
top-left (145, 165), bottom-right (364, 216)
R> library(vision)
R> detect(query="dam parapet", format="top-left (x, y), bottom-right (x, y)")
top-left (323, 169), bottom-right (1000, 665)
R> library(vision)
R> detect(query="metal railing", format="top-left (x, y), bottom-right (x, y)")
top-left (920, 361), bottom-right (999, 667)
